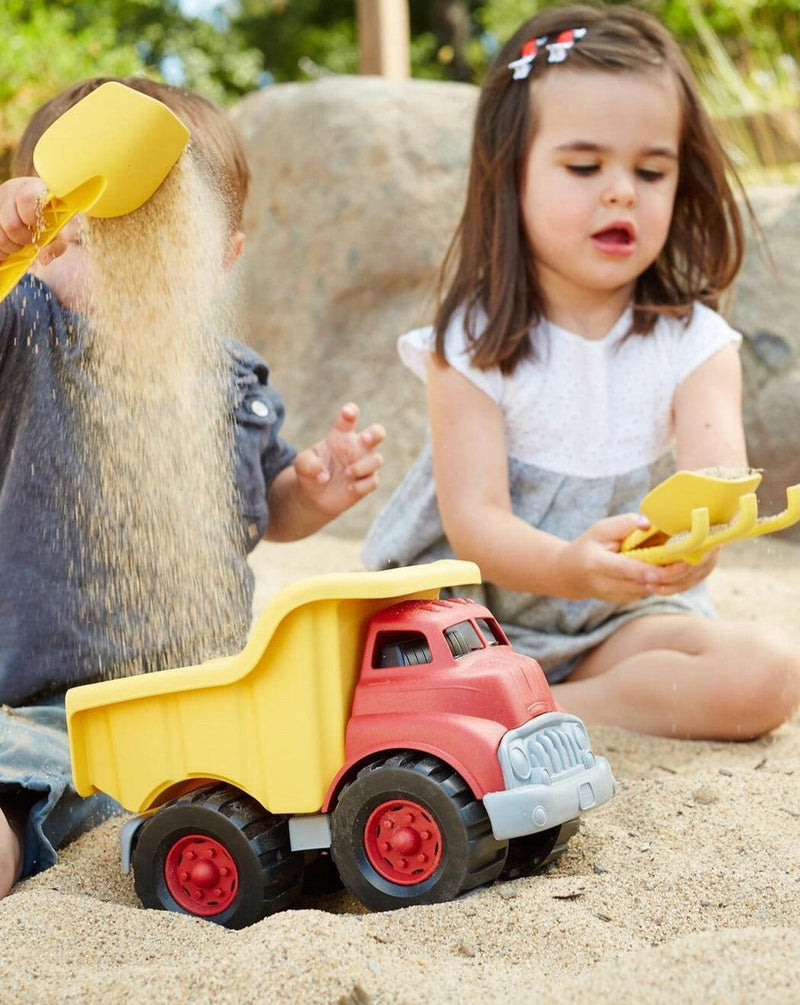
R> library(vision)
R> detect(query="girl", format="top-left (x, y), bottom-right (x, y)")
top-left (363, 3), bottom-right (800, 740)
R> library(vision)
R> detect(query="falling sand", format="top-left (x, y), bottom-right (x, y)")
top-left (67, 150), bottom-right (250, 678)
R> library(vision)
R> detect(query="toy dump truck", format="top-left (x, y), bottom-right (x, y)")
top-left (66, 560), bottom-right (615, 928)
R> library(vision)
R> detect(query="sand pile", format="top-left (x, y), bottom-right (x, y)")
top-left (1, 535), bottom-right (798, 1003)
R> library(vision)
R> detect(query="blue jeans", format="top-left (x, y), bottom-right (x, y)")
top-left (0, 695), bottom-right (121, 878)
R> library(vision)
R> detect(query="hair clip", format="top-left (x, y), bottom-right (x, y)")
top-left (508, 27), bottom-right (587, 79)
top-left (545, 27), bottom-right (587, 64)
top-left (508, 36), bottom-right (547, 80)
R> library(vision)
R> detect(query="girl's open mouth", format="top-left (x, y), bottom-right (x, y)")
top-left (592, 224), bottom-right (637, 255)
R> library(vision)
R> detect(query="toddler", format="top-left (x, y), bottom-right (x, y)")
top-left (0, 77), bottom-right (384, 897)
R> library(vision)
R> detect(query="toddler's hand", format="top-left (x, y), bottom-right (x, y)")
top-left (0, 177), bottom-right (69, 266)
top-left (0, 178), bottom-right (44, 261)
top-left (292, 402), bottom-right (385, 518)
top-left (562, 513), bottom-right (716, 603)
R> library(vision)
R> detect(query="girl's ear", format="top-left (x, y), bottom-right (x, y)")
top-left (224, 230), bottom-right (245, 269)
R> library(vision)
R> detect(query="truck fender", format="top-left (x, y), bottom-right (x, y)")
top-left (119, 813), bottom-right (150, 874)
top-left (324, 712), bottom-right (506, 812)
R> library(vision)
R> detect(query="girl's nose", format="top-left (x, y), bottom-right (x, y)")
top-left (602, 171), bottom-right (636, 207)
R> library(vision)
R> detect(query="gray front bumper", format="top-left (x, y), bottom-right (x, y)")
top-left (482, 755), bottom-right (615, 840)
top-left (482, 711), bottom-right (616, 841)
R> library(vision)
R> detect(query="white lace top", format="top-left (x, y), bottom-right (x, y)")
top-left (397, 303), bottom-right (741, 478)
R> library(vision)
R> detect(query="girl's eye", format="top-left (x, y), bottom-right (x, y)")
top-left (636, 168), bottom-right (665, 182)
top-left (566, 164), bottom-right (599, 175)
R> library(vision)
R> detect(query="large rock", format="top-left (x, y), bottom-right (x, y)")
top-left (234, 78), bottom-right (800, 540)
top-left (233, 76), bottom-right (475, 537)
top-left (729, 186), bottom-right (800, 527)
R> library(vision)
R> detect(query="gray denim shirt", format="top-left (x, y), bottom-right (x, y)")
top-left (0, 276), bottom-right (296, 705)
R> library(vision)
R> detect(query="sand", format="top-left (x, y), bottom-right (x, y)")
top-left (76, 154), bottom-right (249, 679)
top-left (1, 535), bottom-right (799, 1003)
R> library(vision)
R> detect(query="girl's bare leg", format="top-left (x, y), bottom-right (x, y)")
top-left (551, 615), bottom-right (800, 740)
top-left (0, 803), bottom-right (24, 898)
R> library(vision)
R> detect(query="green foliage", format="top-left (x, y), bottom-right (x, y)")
top-left (1, 0), bottom-right (797, 179)
top-left (0, 0), bottom-right (263, 177)
top-left (233, 0), bottom-right (359, 82)
top-left (229, 0), bottom-right (798, 110)
top-left (0, 0), bottom-right (143, 150)
top-left (474, 0), bottom-right (544, 42)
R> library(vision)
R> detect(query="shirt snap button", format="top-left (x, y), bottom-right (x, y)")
top-left (249, 399), bottom-right (269, 417)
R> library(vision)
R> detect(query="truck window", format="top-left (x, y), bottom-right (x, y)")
top-left (475, 618), bottom-right (507, 647)
top-left (374, 631), bottom-right (432, 668)
top-left (444, 621), bottom-right (484, 659)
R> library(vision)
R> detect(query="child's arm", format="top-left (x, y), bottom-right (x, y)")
top-left (0, 177), bottom-right (69, 267)
top-left (264, 402), bottom-right (385, 542)
top-left (426, 357), bottom-right (707, 604)
top-left (672, 343), bottom-right (747, 469)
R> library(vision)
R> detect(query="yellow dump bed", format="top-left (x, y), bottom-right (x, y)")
top-left (67, 560), bottom-right (480, 815)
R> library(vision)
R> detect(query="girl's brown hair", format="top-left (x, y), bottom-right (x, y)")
top-left (436, 2), bottom-right (746, 373)
top-left (12, 77), bottom-right (250, 237)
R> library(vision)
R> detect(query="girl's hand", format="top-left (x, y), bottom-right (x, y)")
top-left (561, 513), bottom-right (717, 603)
top-left (0, 177), bottom-right (69, 265)
top-left (292, 402), bottom-right (385, 518)
top-left (640, 548), bottom-right (719, 594)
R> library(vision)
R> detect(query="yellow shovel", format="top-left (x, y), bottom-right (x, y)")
top-left (621, 469), bottom-right (800, 565)
top-left (0, 81), bottom-right (190, 303)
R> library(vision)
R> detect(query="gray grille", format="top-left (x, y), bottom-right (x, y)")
top-left (528, 727), bottom-right (582, 774)
top-left (497, 712), bottom-right (593, 789)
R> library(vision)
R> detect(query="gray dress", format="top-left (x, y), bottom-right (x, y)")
top-left (363, 305), bottom-right (740, 682)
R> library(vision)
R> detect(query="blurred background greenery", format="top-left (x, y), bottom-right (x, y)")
top-left (1, 0), bottom-right (798, 181)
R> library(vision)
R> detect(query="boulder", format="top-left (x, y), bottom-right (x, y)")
top-left (232, 76), bottom-right (475, 537)
top-left (234, 77), bottom-right (800, 540)
top-left (729, 186), bottom-right (800, 531)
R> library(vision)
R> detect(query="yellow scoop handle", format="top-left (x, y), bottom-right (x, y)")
top-left (0, 81), bottom-right (189, 304)
top-left (622, 473), bottom-right (800, 565)
top-left (0, 177), bottom-right (107, 302)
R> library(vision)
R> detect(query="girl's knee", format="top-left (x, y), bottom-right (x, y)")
top-left (713, 633), bottom-right (800, 738)
top-left (759, 643), bottom-right (800, 723)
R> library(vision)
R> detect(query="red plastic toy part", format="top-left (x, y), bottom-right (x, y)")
top-left (363, 799), bottom-right (443, 885)
top-left (164, 834), bottom-right (239, 916)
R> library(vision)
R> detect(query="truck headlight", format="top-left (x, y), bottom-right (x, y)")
top-left (570, 722), bottom-right (590, 751)
top-left (509, 742), bottom-right (531, 781)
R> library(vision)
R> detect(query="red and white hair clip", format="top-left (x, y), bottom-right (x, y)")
top-left (508, 27), bottom-right (587, 79)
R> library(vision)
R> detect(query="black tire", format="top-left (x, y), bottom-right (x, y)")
top-left (503, 818), bottom-right (581, 880)
top-left (330, 752), bottom-right (508, 911)
top-left (132, 783), bottom-right (303, 929)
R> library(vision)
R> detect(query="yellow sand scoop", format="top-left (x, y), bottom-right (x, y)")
top-left (0, 81), bottom-right (190, 303)
top-left (621, 469), bottom-right (800, 565)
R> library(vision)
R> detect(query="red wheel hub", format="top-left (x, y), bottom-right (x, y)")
top-left (364, 799), bottom-right (443, 885)
top-left (164, 834), bottom-right (238, 916)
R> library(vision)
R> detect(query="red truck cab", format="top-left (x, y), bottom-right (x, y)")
top-left (341, 597), bottom-right (557, 801)
top-left (321, 594), bottom-right (614, 913)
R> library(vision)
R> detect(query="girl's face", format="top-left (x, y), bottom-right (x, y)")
top-left (520, 68), bottom-right (682, 331)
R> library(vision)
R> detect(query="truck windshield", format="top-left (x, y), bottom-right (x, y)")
top-left (444, 621), bottom-right (485, 658)
top-left (475, 617), bottom-right (506, 646)
top-left (374, 631), bottom-right (432, 668)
